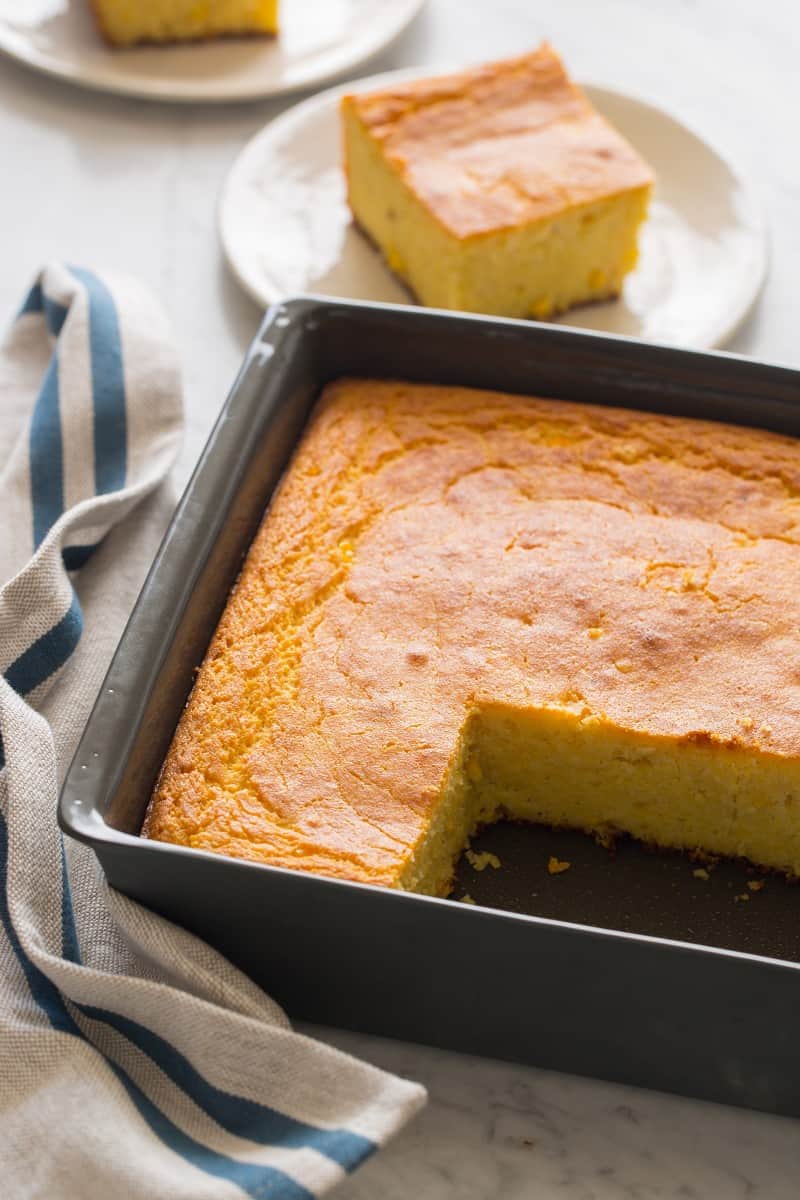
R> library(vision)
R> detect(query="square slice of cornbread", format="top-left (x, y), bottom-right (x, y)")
top-left (90, 0), bottom-right (278, 46)
top-left (341, 45), bottom-right (654, 319)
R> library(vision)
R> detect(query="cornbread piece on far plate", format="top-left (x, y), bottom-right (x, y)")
top-left (89, 0), bottom-right (279, 47)
top-left (341, 44), bottom-right (654, 319)
top-left (145, 378), bottom-right (800, 898)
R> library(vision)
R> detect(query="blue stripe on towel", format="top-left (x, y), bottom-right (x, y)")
top-left (69, 267), bottom-right (127, 495)
top-left (17, 283), bottom-right (67, 332)
top-left (77, 1005), bottom-right (376, 1171)
top-left (18, 282), bottom-right (43, 316)
top-left (4, 591), bottom-right (83, 697)
top-left (0, 815), bottom-right (80, 1037)
top-left (29, 354), bottom-right (65, 549)
top-left (43, 294), bottom-right (68, 338)
top-left (59, 838), bottom-right (81, 966)
top-left (62, 543), bottom-right (100, 572)
top-left (57, 829), bottom-right (373, 1172)
top-left (0, 814), bottom-right (315, 1200)
top-left (116, 1078), bottom-right (315, 1199)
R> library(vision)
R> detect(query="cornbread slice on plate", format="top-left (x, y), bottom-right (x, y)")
top-left (145, 379), bottom-right (800, 896)
top-left (90, 0), bottom-right (278, 47)
top-left (341, 44), bottom-right (654, 319)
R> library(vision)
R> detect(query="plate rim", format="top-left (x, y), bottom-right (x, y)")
top-left (0, 0), bottom-right (427, 103)
top-left (219, 65), bottom-right (769, 350)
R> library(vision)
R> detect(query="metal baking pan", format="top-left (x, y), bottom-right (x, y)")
top-left (60, 297), bottom-right (800, 1118)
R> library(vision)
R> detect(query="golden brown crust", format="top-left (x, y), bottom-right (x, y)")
top-left (145, 379), bottom-right (800, 886)
top-left (341, 44), bottom-right (654, 239)
top-left (87, 1), bottom-right (277, 47)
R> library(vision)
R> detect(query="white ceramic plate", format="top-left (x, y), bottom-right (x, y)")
top-left (220, 67), bottom-right (768, 349)
top-left (0, 0), bottom-right (425, 103)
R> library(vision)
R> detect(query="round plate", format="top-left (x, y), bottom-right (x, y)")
top-left (0, 0), bottom-right (425, 103)
top-left (220, 67), bottom-right (768, 349)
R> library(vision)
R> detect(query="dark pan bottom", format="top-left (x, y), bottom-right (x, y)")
top-left (455, 822), bottom-right (800, 963)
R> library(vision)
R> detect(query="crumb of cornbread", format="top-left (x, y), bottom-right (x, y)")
top-left (747, 879), bottom-right (765, 892)
top-left (460, 894), bottom-right (477, 905)
top-left (594, 829), bottom-right (617, 852)
top-left (547, 857), bottom-right (573, 876)
top-left (693, 868), bottom-right (711, 881)
top-left (89, 0), bottom-right (278, 46)
top-left (145, 378), bottom-right (800, 898)
top-left (340, 43), bottom-right (654, 319)
top-left (466, 850), bottom-right (502, 872)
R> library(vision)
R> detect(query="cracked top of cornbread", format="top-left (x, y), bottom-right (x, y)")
top-left (341, 44), bottom-right (654, 238)
top-left (145, 379), bottom-right (800, 888)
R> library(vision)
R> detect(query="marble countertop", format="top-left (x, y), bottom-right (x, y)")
top-left (1, 0), bottom-right (798, 1194)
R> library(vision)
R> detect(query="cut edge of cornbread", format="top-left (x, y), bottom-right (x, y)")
top-left (399, 704), bottom-right (800, 897)
top-left (89, 0), bottom-right (279, 47)
top-left (340, 48), bottom-right (654, 319)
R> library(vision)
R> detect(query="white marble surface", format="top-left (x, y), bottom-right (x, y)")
top-left (1, 1), bottom-right (799, 1195)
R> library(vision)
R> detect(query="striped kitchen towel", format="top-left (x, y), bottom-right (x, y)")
top-left (0, 264), bottom-right (425, 1200)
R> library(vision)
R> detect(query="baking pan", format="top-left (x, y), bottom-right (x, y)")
top-left (60, 297), bottom-right (800, 1118)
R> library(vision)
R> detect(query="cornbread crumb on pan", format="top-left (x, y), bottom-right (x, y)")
top-left (340, 44), bottom-right (654, 319)
top-left (547, 857), bottom-right (572, 876)
top-left (145, 378), bottom-right (800, 897)
top-left (89, 0), bottom-right (278, 46)
top-left (465, 850), bottom-right (502, 872)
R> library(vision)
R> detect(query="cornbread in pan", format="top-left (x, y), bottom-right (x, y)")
top-left (340, 45), bottom-right (654, 319)
top-left (145, 378), bottom-right (800, 896)
top-left (89, 0), bottom-right (278, 47)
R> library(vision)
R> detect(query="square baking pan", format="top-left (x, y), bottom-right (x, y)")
top-left (60, 297), bottom-right (800, 1118)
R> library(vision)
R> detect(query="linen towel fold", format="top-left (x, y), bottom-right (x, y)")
top-left (0, 264), bottom-right (425, 1200)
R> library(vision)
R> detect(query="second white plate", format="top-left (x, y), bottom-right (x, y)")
top-left (220, 68), bottom-right (768, 349)
top-left (0, 0), bottom-right (425, 102)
